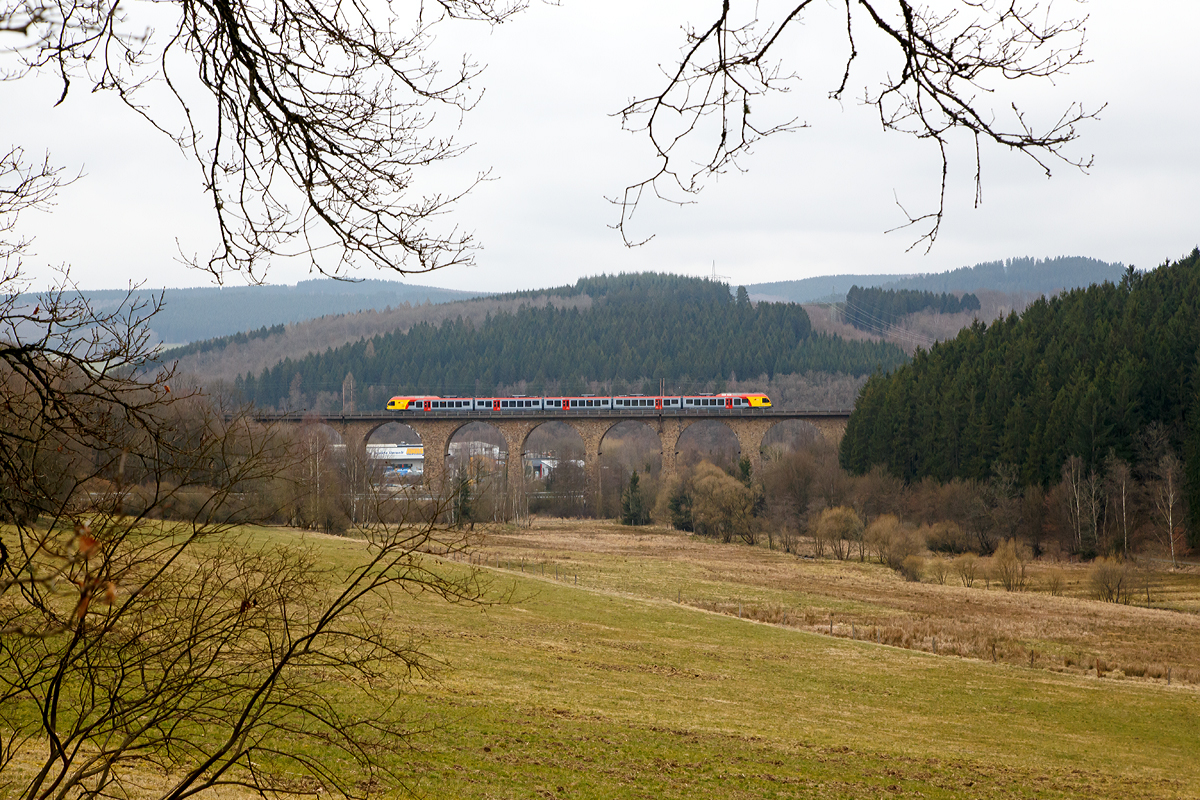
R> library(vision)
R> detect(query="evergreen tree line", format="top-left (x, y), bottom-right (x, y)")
top-left (235, 275), bottom-right (908, 408)
top-left (843, 286), bottom-right (981, 332)
top-left (840, 249), bottom-right (1200, 545)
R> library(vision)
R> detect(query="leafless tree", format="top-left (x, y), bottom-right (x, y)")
top-left (1104, 450), bottom-right (1133, 555)
top-left (0, 346), bottom-right (488, 800)
top-left (1151, 452), bottom-right (1184, 568)
top-left (1, 156), bottom-right (492, 800)
top-left (2, 0), bottom-right (522, 281)
top-left (1058, 454), bottom-right (1087, 555)
top-left (616, 1), bottom-right (1097, 250)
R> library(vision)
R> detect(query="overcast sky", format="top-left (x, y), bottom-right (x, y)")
top-left (6, 1), bottom-right (1199, 292)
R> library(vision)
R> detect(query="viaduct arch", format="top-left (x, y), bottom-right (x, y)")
top-left (266, 410), bottom-right (850, 520)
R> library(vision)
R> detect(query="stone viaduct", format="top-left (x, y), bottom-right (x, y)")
top-left (258, 409), bottom-right (850, 519)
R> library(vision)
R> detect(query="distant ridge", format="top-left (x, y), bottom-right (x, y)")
top-left (746, 274), bottom-right (908, 304)
top-left (747, 256), bottom-right (1124, 303)
top-left (68, 279), bottom-right (487, 344)
top-left (883, 256), bottom-right (1124, 294)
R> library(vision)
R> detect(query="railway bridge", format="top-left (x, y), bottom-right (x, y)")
top-left (255, 408), bottom-right (851, 518)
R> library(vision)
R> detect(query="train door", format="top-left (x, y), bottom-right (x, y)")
top-left (655, 397), bottom-right (663, 410)
top-left (493, 399), bottom-right (501, 411)
top-left (423, 399), bottom-right (431, 411)
top-left (563, 398), bottom-right (571, 410)
top-left (725, 397), bottom-right (733, 409)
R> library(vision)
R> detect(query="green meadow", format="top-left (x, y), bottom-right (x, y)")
top-left (6, 520), bottom-right (1198, 799)
top-left (352, 521), bottom-right (1200, 799)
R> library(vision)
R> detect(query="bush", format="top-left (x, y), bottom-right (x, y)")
top-left (865, 514), bottom-right (901, 563)
top-left (691, 462), bottom-right (757, 543)
top-left (927, 556), bottom-right (950, 585)
top-left (1042, 566), bottom-right (1066, 596)
top-left (992, 539), bottom-right (1028, 591)
top-left (953, 553), bottom-right (979, 587)
top-left (1089, 557), bottom-right (1130, 603)
top-left (661, 475), bottom-right (694, 531)
top-left (899, 555), bottom-right (925, 582)
top-left (811, 506), bottom-right (863, 560)
top-left (883, 525), bottom-right (922, 570)
top-left (924, 521), bottom-right (972, 554)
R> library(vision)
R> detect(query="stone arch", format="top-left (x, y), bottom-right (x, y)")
top-left (557, 419), bottom-right (617, 518)
top-left (760, 419), bottom-right (823, 461)
top-left (523, 421), bottom-right (589, 516)
top-left (439, 421), bottom-right (514, 521)
top-left (597, 420), bottom-right (667, 518)
top-left (675, 419), bottom-right (741, 471)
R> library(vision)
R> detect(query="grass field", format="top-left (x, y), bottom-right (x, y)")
top-left (362, 519), bottom-right (1200, 799)
top-left (6, 519), bottom-right (1200, 798)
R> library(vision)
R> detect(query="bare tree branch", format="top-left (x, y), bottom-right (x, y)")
top-left (615, 1), bottom-right (1100, 251)
top-left (2, 0), bottom-right (523, 281)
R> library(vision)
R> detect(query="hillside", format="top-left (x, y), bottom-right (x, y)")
top-left (231, 274), bottom-right (908, 412)
top-left (804, 288), bottom-right (1042, 356)
top-left (169, 291), bottom-right (593, 385)
top-left (841, 250), bottom-right (1200, 539)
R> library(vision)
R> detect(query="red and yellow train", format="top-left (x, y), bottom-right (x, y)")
top-left (385, 392), bottom-right (771, 412)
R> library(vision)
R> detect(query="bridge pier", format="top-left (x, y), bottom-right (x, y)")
top-left (657, 416), bottom-right (695, 480)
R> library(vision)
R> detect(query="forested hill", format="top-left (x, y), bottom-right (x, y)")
top-left (843, 286), bottom-right (980, 333)
top-left (840, 250), bottom-right (1200, 534)
top-left (235, 274), bottom-right (908, 411)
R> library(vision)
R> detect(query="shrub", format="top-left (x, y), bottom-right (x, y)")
top-left (924, 521), bottom-right (972, 554)
top-left (691, 462), bottom-right (756, 543)
top-left (926, 556), bottom-right (950, 585)
top-left (1089, 558), bottom-right (1130, 603)
top-left (953, 553), bottom-right (979, 587)
top-left (883, 526), bottom-right (922, 570)
top-left (992, 539), bottom-right (1028, 591)
top-left (1042, 566), bottom-right (1066, 597)
top-left (664, 476), bottom-right (694, 531)
top-left (899, 555), bottom-right (925, 582)
top-left (865, 514), bottom-right (900, 563)
top-left (811, 506), bottom-right (864, 560)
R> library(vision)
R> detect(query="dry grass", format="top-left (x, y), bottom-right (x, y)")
top-left (475, 519), bottom-right (1200, 686)
top-left (8, 520), bottom-right (1200, 799)
top-left (401, 519), bottom-right (1200, 798)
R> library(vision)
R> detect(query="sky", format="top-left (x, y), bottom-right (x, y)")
top-left (5, 1), bottom-right (1199, 293)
